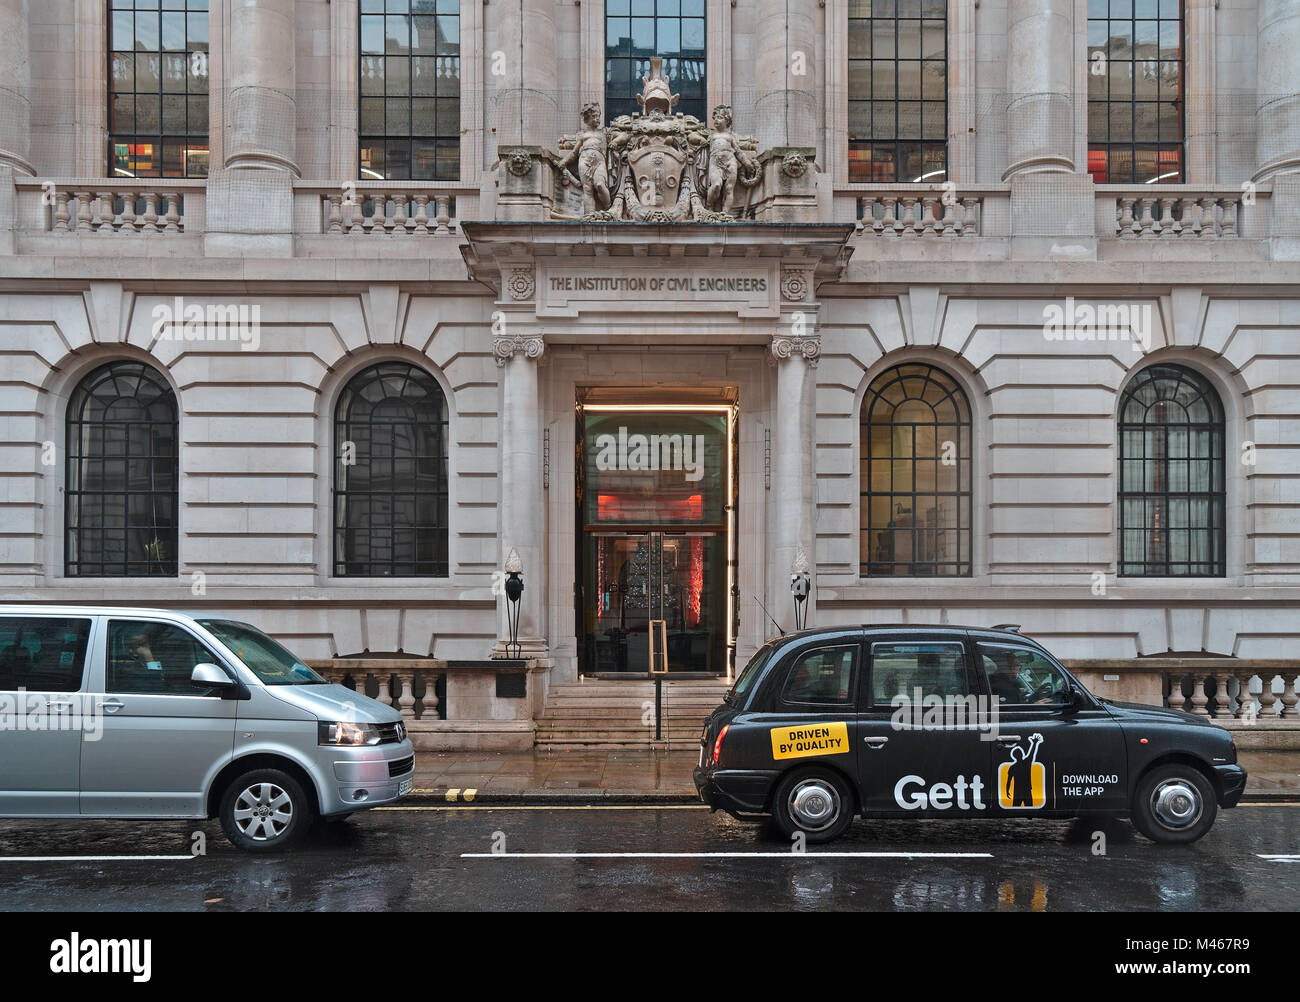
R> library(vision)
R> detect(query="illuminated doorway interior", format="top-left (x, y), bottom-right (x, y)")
top-left (577, 402), bottom-right (736, 677)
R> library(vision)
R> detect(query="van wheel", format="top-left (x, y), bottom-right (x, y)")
top-left (772, 768), bottom-right (855, 844)
top-left (1131, 765), bottom-right (1217, 844)
top-left (219, 769), bottom-right (316, 853)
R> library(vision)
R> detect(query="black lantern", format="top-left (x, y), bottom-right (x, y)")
top-left (504, 547), bottom-right (524, 659)
top-left (790, 543), bottom-right (810, 631)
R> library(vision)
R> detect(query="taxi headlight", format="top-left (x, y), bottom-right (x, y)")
top-left (318, 720), bottom-right (382, 746)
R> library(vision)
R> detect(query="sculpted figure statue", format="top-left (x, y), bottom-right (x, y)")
top-left (702, 105), bottom-right (758, 212)
top-left (558, 102), bottom-right (611, 213)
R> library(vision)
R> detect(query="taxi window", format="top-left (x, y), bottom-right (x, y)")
top-left (979, 643), bottom-right (1071, 706)
top-left (780, 645), bottom-right (857, 707)
top-left (869, 642), bottom-right (969, 707)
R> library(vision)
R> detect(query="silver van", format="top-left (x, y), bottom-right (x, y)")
top-left (0, 605), bottom-right (415, 851)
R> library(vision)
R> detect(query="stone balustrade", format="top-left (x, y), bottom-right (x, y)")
top-left (312, 659), bottom-right (444, 722)
top-left (317, 183), bottom-right (477, 236)
top-left (21, 181), bottom-right (200, 233)
top-left (1105, 188), bottom-right (1243, 239)
top-left (1065, 658), bottom-right (1300, 725)
top-left (1165, 666), bottom-right (1299, 721)
top-left (855, 188), bottom-right (984, 237)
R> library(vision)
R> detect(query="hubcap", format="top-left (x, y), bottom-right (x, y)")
top-left (1151, 779), bottom-right (1202, 829)
top-left (233, 782), bottom-right (294, 841)
top-left (789, 779), bottom-right (840, 832)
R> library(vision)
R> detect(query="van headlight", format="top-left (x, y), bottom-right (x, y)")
top-left (318, 721), bottom-right (382, 746)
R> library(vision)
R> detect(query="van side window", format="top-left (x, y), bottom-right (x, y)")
top-left (978, 643), bottom-right (1071, 706)
top-left (869, 642), bottom-right (969, 707)
top-left (106, 620), bottom-right (222, 696)
top-left (781, 645), bottom-right (857, 706)
top-left (0, 617), bottom-right (91, 692)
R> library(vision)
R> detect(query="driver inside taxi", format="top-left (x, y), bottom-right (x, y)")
top-left (986, 650), bottom-right (1024, 704)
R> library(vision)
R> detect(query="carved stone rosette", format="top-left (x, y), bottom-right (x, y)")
top-left (494, 334), bottom-right (545, 367)
top-left (780, 269), bottom-right (810, 303)
top-left (506, 269), bottom-right (536, 301)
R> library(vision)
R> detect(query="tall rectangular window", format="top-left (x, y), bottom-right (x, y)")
top-left (1087, 0), bottom-right (1184, 183)
top-left (109, 0), bottom-right (210, 178)
top-left (605, 1), bottom-right (706, 123)
top-left (848, 0), bottom-right (948, 183)
top-left (360, 0), bottom-right (461, 181)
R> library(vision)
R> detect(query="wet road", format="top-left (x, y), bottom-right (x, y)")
top-left (0, 803), bottom-right (1297, 911)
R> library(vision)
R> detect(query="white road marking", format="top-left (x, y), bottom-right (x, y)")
top-left (1256, 854), bottom-right (1300, 861)
top-left (463, 851), bottom-right (994, 859)
top-left (0, 854), bottom-right (195, 862)
top-left (380, 804), bottom-right (710, 811)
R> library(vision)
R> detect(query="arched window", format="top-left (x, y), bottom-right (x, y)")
top-left (1118, 364), bottom-right (1225, 576)
top-left (860, 363), bottom-right (971, 577)
top-left (65, 361), bottom-right (179, 576)
top-left (334, 362), bottom-right (449, 577)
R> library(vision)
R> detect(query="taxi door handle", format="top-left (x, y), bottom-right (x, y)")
top-left (863, 736), bottom-right (889, 748)
top-left (994, 735), bottom-right (1023, 746)
top-left (100, 699), bottom-right (125, 713)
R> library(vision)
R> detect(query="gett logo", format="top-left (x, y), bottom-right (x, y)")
top-left (894, 774), bottom-right (987, 811)
top-left (998, 732), bottom-right (1046, 810)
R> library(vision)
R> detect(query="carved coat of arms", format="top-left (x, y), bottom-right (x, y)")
top-left (554, 57), bottom-right (760, 223)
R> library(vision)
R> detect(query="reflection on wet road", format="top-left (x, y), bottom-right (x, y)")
top-left (0, 805), bottom-right (1296, 911)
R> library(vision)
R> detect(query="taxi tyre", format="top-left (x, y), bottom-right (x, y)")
top-left (1130, 764), bottom-right (1218, 844)
top-left (219, 768), bottom-right (317, 853)
top-left (771, 767), bottom-right (856, 844)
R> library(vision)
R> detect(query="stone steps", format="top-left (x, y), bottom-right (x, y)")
top-left (536, 678), bottom-right (727, 747)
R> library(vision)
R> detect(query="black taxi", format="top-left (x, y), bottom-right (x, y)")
top-left (694, 625), bottom-right (1247, 844)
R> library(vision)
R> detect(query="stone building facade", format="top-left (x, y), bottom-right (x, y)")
top-left (1, 1), bottom-right (1299, 730)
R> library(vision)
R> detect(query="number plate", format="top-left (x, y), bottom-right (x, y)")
top-left (398, 778), bottom-right (412, 797)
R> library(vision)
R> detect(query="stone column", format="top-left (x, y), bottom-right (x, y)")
top-left (769, 320), bottom-right (819, 633)
top-left (1002, 0), bottom-right (1074, 179)
top-left (753, 0), bottom-right (819, 151)
top-left (493, 330), bottom-right (548, 658)
top-left (0, 0), bottom-right (33, 176)
top-left (224, 0), bottom-right (298, 173)
top-left (1254, 0), bottom-right (1300, 182)
top-left (492, 0), bottom-right (558, 149)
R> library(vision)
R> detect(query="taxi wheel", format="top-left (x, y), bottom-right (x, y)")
top-left (219, 768), bottom-right (316, 853)
top-left (772, 768), bottom-right (855, 844)
top-left (1131, 765), bottom-right (1217, 844)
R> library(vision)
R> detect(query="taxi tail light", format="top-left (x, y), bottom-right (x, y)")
top-left (712, 724), bottom-right (730, 766)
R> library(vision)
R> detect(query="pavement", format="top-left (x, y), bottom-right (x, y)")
top-left (407, 747), bottom-right (1300, 803)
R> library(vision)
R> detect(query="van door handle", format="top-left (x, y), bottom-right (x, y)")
top-left (863, 736), bottom-right (889, 748)
top-left (100, 699), bottom-right (125, 713)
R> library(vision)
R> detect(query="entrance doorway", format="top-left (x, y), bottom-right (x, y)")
top-left (583, 531), bottom-right (726, 673)
top-left (577, 404), bottom-right (736, 677)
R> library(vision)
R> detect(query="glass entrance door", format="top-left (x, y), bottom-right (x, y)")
top-left (582, 531), bottom-right (726, 674)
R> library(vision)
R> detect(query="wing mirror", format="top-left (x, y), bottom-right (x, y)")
top-left (191, 663), bottom-right (235, 688)
top-left (1063, 684), bottom-right (1087, 713)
